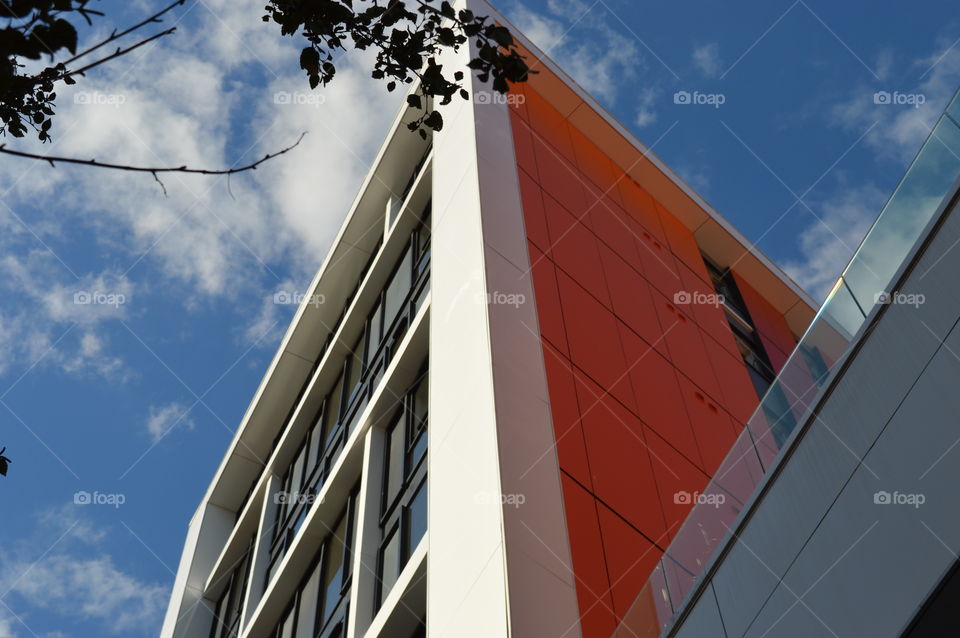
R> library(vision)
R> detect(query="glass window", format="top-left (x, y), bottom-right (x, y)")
top-left (366, 304), bottom-right (382, 367)
top-left (278, 607), bottom-right (294, 638)
top-left (306, 417), bottom-right (323, 478)
top-left (384, 244), bottom-right (413, 329)
top-left (320, 514), bottom-right (348, 625)
top-left (412, 377), bottom-right (428, 432)
top-left (344, 336), bottom-right (364, 407)
top-left (290, 447), bottom-right (306, 502)
top-left (409, 377), bottom-right (428, 473)
top-left (376, 368), bottom-right (428, 609)
top-left (326, 373), bottom-right (344, 432)
top-left (295, 560), bottom-right (321, 638)
top-left (210, 541), bottom-right (253, 638)
top-left (269, 488), bottom-right (358, 638)
top-left (378, 526), bottom-right (401, 607)
top-left (405, 481), bottom-right (427, 556)
top-left (384, 416), bottom-right (405, 514)
top-left (211, 589), bottom-right (230, 638)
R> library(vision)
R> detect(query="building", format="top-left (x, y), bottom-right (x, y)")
top-left (631, 88), bottom-right (960, 637)
top-left (159, 1), bottom-right (831, 637)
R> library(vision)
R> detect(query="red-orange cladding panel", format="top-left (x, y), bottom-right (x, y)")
top-left (597, 504), bottom-right (662, 620)
top-left (543, 192), bottom-right (613, 309)
top-left (542, 341), bottom-right (593, 490)
top-left (651, 293), bottom-right (725, 403)
top-left (556, 271), bottom-right (637, 413)
top-left (517, 168), bottom-right (550, 251)
top-left (522, 85), bottom-right (576, 158)
top-left (573, 371), bottom-right (667, 542)
top-left (509, 111), bottom-right (539, 178)
top-left (643, 427), bottom-right (713, 545)
top-left (619, 324), bottom-right (699, 458)
top-left (598, 243), bottom-right (664, 351)
top-left (560, 474), bottom-right (619, 638)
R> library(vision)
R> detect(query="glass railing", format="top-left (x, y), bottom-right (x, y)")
top-left (616, 87), bottom-right (960, 638)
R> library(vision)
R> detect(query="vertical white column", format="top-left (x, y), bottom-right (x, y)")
top-left (241, 474), bottom-right (281, 628)
top-left (427, 5), bottom-right (511, 636)
top-left (427, 1), bottom-right (583, 636)
top-left (347, 426), bottom-right (386, 638)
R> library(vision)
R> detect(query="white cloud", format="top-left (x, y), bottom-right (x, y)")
top-left (0, 509), bottom-right (168, 637)
top-left (789, 39), bottom-right (960, 301)
top-left (6, 555), bottom-right (168, 633)
top-left (830, 41), bottom-right (960, 162)
top-left (634, 87), bottom-right (659, 128)
top-left (508, 0), bottom-right (641, 103)
top-left (0, 615), bottom-right (16, 638)
top-left (692, 43), bottom-right (722, 78)
top-left (145, 402), bottom-right (195, 443)
top-left (782, 183), bottom-right (886, 301)
top-left (0, 0), bottom-right (402, 379)
top-left (0, 252), bottom-right (131, 378)
top-left (677, 165), bottom-right (711, 194)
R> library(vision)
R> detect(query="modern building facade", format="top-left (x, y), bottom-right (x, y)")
top-left (159, 2), bottom-right (828, 637)
top-left (633, 90), bottom-right (960, 637)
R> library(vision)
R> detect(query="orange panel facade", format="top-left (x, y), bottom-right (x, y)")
top-left (508, 83), bottom-right (801, 635)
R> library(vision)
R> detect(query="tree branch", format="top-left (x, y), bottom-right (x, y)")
top-left (60, 26), bottom-right (177, 80)
top-left (60, 0), bottom-right (186, 67)
top-left (0, 132), bottom-right (307, 189)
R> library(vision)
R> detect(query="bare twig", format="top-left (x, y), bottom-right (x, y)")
top-left (0, 132), bottom-right (307, 195)
top-left (61, 0), bottom-right (186, 67)
top-left (61, 26), bottom-right (178, 80)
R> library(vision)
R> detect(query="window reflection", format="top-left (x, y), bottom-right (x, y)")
top-left (377, 367), bottom-right (428, 608)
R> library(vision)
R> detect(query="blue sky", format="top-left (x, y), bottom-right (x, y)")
top-left (0, 1), bottom-right (957, 636)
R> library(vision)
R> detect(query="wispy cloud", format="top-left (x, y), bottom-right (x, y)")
top-left (0, 508), bottom-right (168, 637)
top-left (830, 39), bottom-right (960, 162)
top-left (788, 40), bottom-right (960, 300)
top-left (0, 0), bottom-right (401, 380)
top-left (783, 183), bottom-right (886, 300)
top-left (145, 402), bottom-right (195, 443)
top-left (508, 0), bottom-right (641, 104)
top-left (634, 87), bottom-right (659, 128)
top-left (692, 43), bottom-right (722, 78)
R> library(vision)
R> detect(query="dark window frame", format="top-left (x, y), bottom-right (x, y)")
top-left (270, 487), bottom-right (359, 638)
top-left (375, 368), bottom-right (429, 609)
top-left (208, 539), bottom-right (254, 638)
top-left (267, 211), bottom-right (432, 583)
